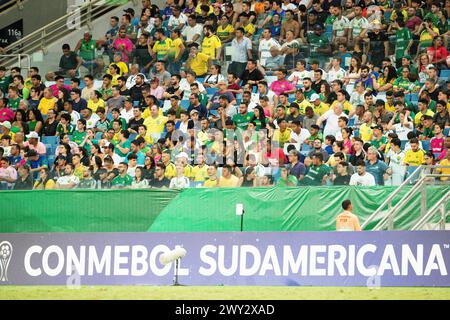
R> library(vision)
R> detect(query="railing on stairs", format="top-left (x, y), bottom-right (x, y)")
top-left (0, 0), bottom-right (24, 13)
top-left (411, 190), bottom-right (450, 231)
top-left (0, 0), bottom-right (121, 68)
top-left (362, 165), bottom-right (450, 231)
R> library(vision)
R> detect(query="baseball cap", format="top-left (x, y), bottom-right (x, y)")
top-left (190, 109), bottom-right (199, 115)
top-left (1, 121), bottom-right (11, 129)
top-left (310, 93), bottom-right (320, 101)
top-left (176, 152), bottom-right (189, 160)
top-left (26, 131), bottom-right (40, 139)
top-left (290, 102), bottom-right (300, 109)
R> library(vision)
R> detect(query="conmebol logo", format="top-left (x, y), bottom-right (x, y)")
top-left (0, 241), bottom-right (13, 282)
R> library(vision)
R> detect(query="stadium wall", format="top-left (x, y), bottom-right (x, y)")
top-left (1, 186), bottom-right (449, 233)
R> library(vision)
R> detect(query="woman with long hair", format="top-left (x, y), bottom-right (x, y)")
top-left (319, 82), bottom-right (331, 103)
top-left (132, 166), bottom-right (150, 189)
top-left (151, 144), bottom-right (162, 164)
top-left (252, 105), bottom-right (268, 130)
top-left (90, 155), bottom-right (103, 180)
top-left (417, 53), bottom-right (431, 84)
top-left (204, 64), bottom-right (225, 88)
top-left (26, 108), bottom-right (44, 135)
top-left (143, 155), bottom-right (155, 181)
top-left (373, 65), bottom-right (397, 92)
top-left (341, 127), bottom-right (354, 155)
top-left (87, 90), bottom-right (106, 113)
top-left (344, 56), bottom-right (362, 86)
top-left (33, 167), bottom-right (55, 190)
top-left (11, 109), bottom-right (29, 135)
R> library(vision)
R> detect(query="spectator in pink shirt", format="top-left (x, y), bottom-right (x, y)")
top-left (0, 98), bottom-right (14, 122)
top-left (269, 69), bottom-right (296, 96)
top-left (0, 157), bottom-right (17, 190)
top-left (431, 124), bottom-right (445, 154)
top-left (149, 78), bottom-right (164, 100)
top-left (113, 26), bottom-right (134, 63)
top-left (49, 76), bottom-right (71, 99)
top-left (23, 131), bottom-right (47, 156)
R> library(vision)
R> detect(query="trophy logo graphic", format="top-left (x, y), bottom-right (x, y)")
top-left (0, 241), bottom-right (13, 282)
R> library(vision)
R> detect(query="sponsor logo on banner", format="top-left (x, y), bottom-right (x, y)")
top-left (0, 241), bottom-right (13, 282)
top-left (0, 232), bottom-right (449, 286)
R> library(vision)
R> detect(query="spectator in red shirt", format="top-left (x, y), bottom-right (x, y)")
top-left (427, 36), bottom-right (448, 70)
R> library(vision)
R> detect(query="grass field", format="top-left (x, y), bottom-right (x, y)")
top-left (1, 286), bottom-right (449, 300)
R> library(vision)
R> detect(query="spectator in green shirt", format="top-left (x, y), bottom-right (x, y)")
top-left (301, 152), bottom-right (330, 186)
top-left (111, 162), bottom-right (133, 188)
top-left (276, 166), bottom-right (298, 187)
top-left (394, 18), bottom-right (413, 67)
top-left (233, 103), bottom-right (255, 131)
top-left (393, 67), bottom-right (420, 93)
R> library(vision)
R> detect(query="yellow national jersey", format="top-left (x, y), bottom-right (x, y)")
top-left (192, 165), bottom-right (209, 182)
top-left (243, 23), bottom-right (255, 36)
top-left (201, 35), bottom-right (221, 59)
top-left (404, 149), bottom-right (425, 166)
top-left (153, 38), bottom-right (173, 59)
top-left (217, 24), bottom-right (234, 41)
top-left (164, 162), bottom-right (177, 179)
top-left (143, 115), bottom-right (168, 134)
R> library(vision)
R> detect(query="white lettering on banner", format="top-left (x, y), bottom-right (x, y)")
top-left (218, 246), bottom-right (238, 276)
top-left (131, 245), bottom-right (148, 276)
top-left (328, 245), bottom-right (347, 276)
top-left (21, 243), bottom-right (448, 278)
top-left (88, 246), bottom-right (111, 276)
top-left (282, 246), bottom-right (308, 276)
top-left (356, 244), bottom-right (377, 277)
top-left (42, 245), bottom-right (64, 277)
top-left (239, 245), bottom-right (261, 276)
top-left (259, 245), bottom-right (281, 276)
top-left (67, 246), bottom-right (85, 276)
top-left (402, 244), bottom-right (423, 276)
top-left (24, 245), bottom-right (42, 277)
top-left (378, 245), bottom-right (401, 276)
top-left (424, 244), bottom-right (447, 276)
top-left (199, 245), bottom-right (217, 276)
top-left (148, 245), bottom-right (172, 277)
top-left (310, 245), bottom-right (327, 276)
top-left (113, 246), bottom-right (129, 276)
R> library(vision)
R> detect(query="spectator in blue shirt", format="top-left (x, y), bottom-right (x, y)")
top-left (26, 149), bottom-right (48, 180)
top-left (365, 146), bottom-right (392, 186)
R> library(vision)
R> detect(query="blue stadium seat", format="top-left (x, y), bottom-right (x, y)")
top-left (405, 166), bottom-right (420, 183)
top-left (406, 93), bottom-right (419, 102)
top-left (47, 156), bottom-right (55, 169)
top-left (180, 100), bottom-right (190, 110)
top-left (434, 153), bottom-right (440, 159)
top-left (95, 132), bottom-right (103, 140)
top-left (130, 133), bottom-right (137, 141)
top-left (106, 113), bottom-right (113, 121)
top-left (288, 94), bottom-right (295, 103)
top-left (439, 69), bottom-right (450, 79)
top-left (197, 77), bottom-right (205, 83)
top-left (301, 143), bottom-right (310, 152)
top-left (421, 139), bottom-right (430, 151)
top-left (44, 144), bottom-right (52, 154)
top-left (42, 136), bottom-right (58, 145)
top-left (348, 118), bottom-right (355, 127)
top-left (400, 140), bottom-right (408, 150)
top-left (353, 129), bottom-right (360, 138)
top-left (444, 128), bottom-right (450, 136)
top-left (206, 87), bottom-right (218, 96)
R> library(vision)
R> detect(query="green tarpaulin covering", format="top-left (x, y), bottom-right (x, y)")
top-left (1, 186), bottom-right (448, 233)
top-left (148, 186), bottom-right (450, 232)
top-left (0, 189), bottom-right (179, 232)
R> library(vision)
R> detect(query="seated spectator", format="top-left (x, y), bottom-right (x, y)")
top-left (55, 163), bottom-right (80, 189)
top-left (349, 160), bottom-right (376, 186)
top-left (46, 44), bottom-right (82, 81)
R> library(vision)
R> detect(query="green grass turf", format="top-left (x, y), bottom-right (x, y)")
top-left (0, 286), bottom-right (449, 300)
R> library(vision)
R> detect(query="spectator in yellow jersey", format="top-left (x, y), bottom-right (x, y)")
top-left (403, 138), bottom-right (425, 166)
top-left (216, 15), bottom-right (235, 43)
top-left (201, 25), bottom-right (222, 60)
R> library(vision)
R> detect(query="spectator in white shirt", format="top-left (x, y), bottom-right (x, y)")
top-left (327, 57), bottom-right (346, 83)
top-left (316, 103), bottom-right (348, 138)
top-left (290, 120), bottom-right (311, 144)
top-left (55, 163), bottom-right (80, 189)
top-left (182, 14), bottom-right (203, 46)
top-left (258, 28), bottom-right (281, 67)
top-left (120, 97), bottom-right (134, 123)
top-left (349, 160), bottom-right (376, 186)
top-left (168, 6), bottom-right (188, 32)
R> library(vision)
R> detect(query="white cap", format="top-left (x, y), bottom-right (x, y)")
top-left (310, 93), bottom-right (320, 101)
top-left (175, 152), bottom-right (189, 160)
top-left (1, 121), bottom-right (11, 129)
top-left (26, 131), bottom-right (40, 139)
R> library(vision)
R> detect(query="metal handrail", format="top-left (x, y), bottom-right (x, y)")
top-left (0, 0), bottom-right (120, 68)
top-left (0, 53), bottom-right (30, 71)
top-left (361, 165), bottom-right (423, 229)
top-left (0, 0), bottom-right (23, 12)
top-left (411, 190), bottom-right (450, 231)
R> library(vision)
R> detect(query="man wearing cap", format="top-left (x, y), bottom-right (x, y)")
top-left (310, 93), bottom-right (329, 116)
top-left (24, 131), bottom-right (47, 155)
top-left (370, 124), bottom-right (387, 153)
top-left (26, 149), bottom-right (48, 180)
top-left (0, 121), bottom-right (15, 141)
top-left (286, 102), bottom-right (303, 123)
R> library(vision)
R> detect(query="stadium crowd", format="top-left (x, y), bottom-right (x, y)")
top-left (0, 0), bottom-right (450, 190)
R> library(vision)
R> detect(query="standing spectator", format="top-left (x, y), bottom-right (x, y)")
top-left (228, 28), bottom-right (253, 79)
top-left (336, 200), bottom-right (361, 231)
top-left (365, 146), bottom-right (391, 186)
top-left (75, 32), bottom-right (104, 77)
